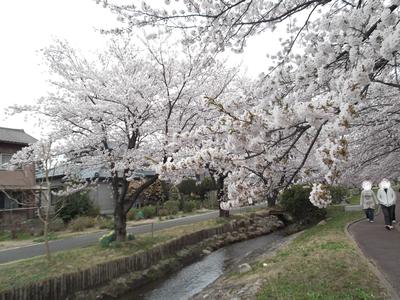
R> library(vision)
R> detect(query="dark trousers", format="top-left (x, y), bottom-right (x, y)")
top-left (364, 208), bottom-right (374, 221)
top-left (381, 205), bottom-right (395, 225)
top-left (391, 205), bottom-right (396, 221)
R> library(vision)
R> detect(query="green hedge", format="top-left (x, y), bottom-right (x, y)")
top-left (279, 185), bottom-right (326, 224)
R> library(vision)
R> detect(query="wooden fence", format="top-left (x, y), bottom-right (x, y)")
top-left (0, 222), bottom-right (236, 300)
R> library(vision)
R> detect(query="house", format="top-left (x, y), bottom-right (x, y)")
top-left (0, 127), bottom-right (37, 225)
top-left (36, 165), bottom-right (157, 215)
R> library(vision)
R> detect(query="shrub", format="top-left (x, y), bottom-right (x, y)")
top-left (69, 216), bottom-right (96, 231)
top-left (197, 177), bottom-right (217, 199)
top-left (99, 230), bottom-right (116, 248)
top-left (279, 185), bottom-right (326, 224)
top-left (96, 216), bottom-right (114, 229)
top-left (157, 208), bottom-right (170, 217)
top-left (127, 209), bottom-right (136, 221)
top-left (177, 178), bottom-right (198, 195)
top-left (328, 185), bottom-right (350, 204)
top-left (48, 218), bottom-right (66, 232)
top-left (163, 200), bottom-right (179, 215)
top-left (127, 208), bottom-right (149, 221)
top-left (142, 205), bottom-right (156, 218)
top-left (56, 191), bottom-right (99, 223)
top-left (183, 200), bottom-right (196, 213)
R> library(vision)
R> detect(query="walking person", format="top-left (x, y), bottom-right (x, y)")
top-left (377, 179), bottom-right (397, 230)
top-left (360, 181), bottom-right (377, 222)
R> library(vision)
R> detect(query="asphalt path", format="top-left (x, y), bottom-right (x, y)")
top-left (349, 200), bottom-right (400, 298)
top-left (0, 205), bottom-right (264, 264)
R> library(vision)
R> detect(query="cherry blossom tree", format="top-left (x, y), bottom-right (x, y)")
top-left (11, 37), bottom-right (235, 241)
top-left (100, 0), bottom-right (400, 207)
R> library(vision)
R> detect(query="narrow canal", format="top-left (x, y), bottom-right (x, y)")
top-left (120, 231), bottom-right (289, 300)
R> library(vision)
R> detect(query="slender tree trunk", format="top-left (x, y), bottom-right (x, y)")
top-left (44, 218), bottom-right (50, 261)
top-left (44, 186), bottom-right (52, 261)
top-left (217, 174), bottom-right (230, 218)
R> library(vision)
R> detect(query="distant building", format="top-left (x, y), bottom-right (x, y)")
top-left (0, 127), bottom-right (37, 225)
top-left (36, 165), bottom-right (156, 215)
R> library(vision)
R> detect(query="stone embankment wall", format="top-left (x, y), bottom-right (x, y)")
top-left (0, 210), bottom-right (284, 300)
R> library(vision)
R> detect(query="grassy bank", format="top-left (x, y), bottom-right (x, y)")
top-left (251, 206), bottom-right (387, 299)
top-left (0, 218), bottom-right (227, 292)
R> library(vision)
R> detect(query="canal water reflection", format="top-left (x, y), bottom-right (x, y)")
top-left (121, 231), bottom-right (288, 300)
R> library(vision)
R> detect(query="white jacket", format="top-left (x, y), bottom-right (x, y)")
top-left (377, 188), bottom-right (397, 207)
top-left (360, 190), bottom-right (377, 209)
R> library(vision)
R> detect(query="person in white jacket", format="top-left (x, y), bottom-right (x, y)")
top-left (377, 179), bottom-right (397, 230)
top-left (360, 181), bottom-right (378, 222)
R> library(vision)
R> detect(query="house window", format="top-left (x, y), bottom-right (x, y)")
top-left (0, 153), bottom-right (12, 169)
top-left (0, 192), bottom-right (18, 209)
top-left (0, 193), bottom-right (4, 209)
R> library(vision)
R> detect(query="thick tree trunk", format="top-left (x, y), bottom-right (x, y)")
top-left (267, 190), bottom-right (278, 207)
top-left (267, 196), bottom-right (276, 207)
top-left (114, 200), bottom-right (127, 242)
top-left (112, 176), bottom-right (127, 242)
top-left (112, 175), bottom-right (159, 242)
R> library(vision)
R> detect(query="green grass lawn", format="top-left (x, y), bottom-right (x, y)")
top-left (254, 206), bottom-right (387, 299)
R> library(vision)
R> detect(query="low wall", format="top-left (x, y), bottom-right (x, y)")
top-left (0, 211), bottom-right (283, 300)
top-left (0, 224), bottom-right (237, 300)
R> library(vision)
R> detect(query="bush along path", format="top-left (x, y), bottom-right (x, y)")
top-left (348, 202), bottom-right (400, 299)
top-left (192, 207), bottom-right (389, 300)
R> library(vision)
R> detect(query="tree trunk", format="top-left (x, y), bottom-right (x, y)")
top-left (44, 188), bottom-right (52, 262)
top-left (112, 176), bottom-right (127, 242)
top-left (114, 200), bottom-right (127, 242)
top-left (216, 173), bottom-right (230, 218)
top-left (219, 205), bottom-right (230, 217)
top-left (160, 180), bottom-right (170, 202)
top-left (44, 219), bottom-right (51, 261)
top-left (267, 190), bottom-right (278, 207)
top-left (112, 175), bottom-right (159, 242)
top-left (267, 196), bottom-right (276, 207)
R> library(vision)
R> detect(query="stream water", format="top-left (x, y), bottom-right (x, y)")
top-left (120, 231), bottom-right (288, 300)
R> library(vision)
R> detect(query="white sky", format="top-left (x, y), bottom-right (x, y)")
top-left (0, 0), bottom-right (280, 140)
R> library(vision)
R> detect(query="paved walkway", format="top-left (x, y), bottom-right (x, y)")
top-left (0, 204), bottom-right (264, 264)
top-left (349, 203), bottom-right (400, 298)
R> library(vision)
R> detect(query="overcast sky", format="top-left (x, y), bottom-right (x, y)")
top-left (0, 0), bottom-right (279, 139)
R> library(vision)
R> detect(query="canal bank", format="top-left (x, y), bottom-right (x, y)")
top-left (72, 210), bottom-right (286, 300)
top-left (124, 231), bottom-right (298, 300)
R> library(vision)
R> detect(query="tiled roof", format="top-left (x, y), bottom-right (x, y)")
top-left (36, 164), bottom-right (156, 180)
top-left (0, 127), bottom-right (37, 145)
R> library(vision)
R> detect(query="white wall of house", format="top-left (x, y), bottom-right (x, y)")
top-left (88, 183), bottom-right (114, 215)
